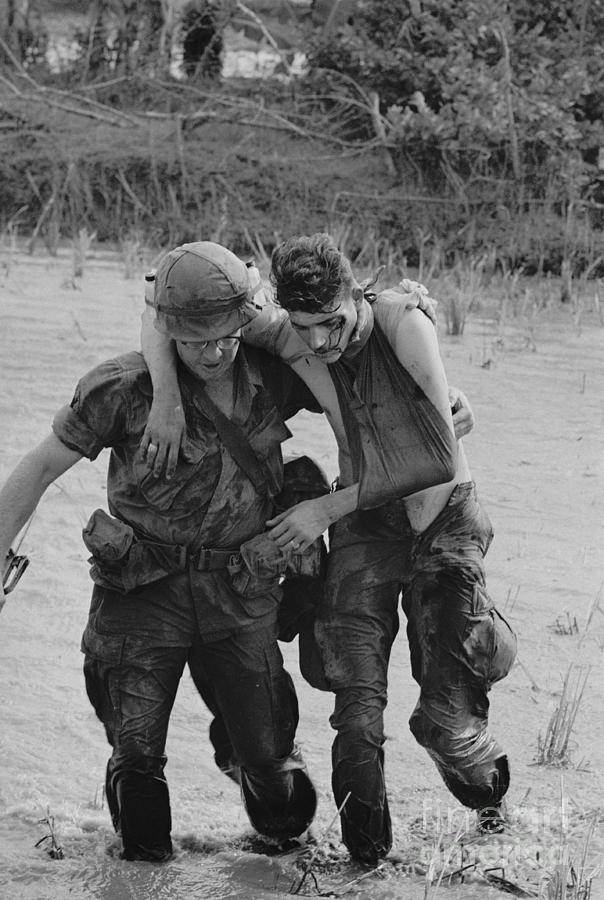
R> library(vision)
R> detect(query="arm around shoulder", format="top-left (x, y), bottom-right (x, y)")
top-left (243, 300), bottom-right (313, 362)
top-left (140, 306), bottom-right (185, 477)
top-left (140, 306), bottom-right (179, 397)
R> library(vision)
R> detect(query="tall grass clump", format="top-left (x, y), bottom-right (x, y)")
top-left (539, 784), bottom-right (597, 900)
top-left (536, 666), bottom-right (591, 767)
top-left (72, 227), bottom-right (96, 278)
top-left (438, 254), bottom-right (486, 335)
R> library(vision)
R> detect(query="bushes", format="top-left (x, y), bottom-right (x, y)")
top-left (2, 0), bottom-right (604, 271)
top-left (0, 85), bottom-right (384, 254)
top-left (304, 0), bottom-right (604, 272)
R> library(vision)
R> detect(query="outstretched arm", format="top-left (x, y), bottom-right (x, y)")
top-left (140, 307), bottom-right (185, 479)
top-left (0, 433), bottom-right (82, 610)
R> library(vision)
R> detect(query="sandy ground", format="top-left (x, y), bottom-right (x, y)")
top-left (0, 249), bottom-right (603, 900)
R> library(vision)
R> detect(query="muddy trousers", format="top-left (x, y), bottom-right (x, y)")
top-left (83, 582), bottom-right (316, 861)
top-left (308, 484), bottom-right (517, 866)
top-left (189, 572), bottom-right (327, 779)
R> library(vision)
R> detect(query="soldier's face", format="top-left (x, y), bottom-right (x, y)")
top-left (287, 291), bottom-right (359, 363)
top-left (173, 315), bottom-right (242, 382)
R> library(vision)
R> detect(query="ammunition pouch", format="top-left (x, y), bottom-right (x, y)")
top-left (82, 456), bottom-right (331, 597)
top-left (83, 509), bottom-right (187, 593)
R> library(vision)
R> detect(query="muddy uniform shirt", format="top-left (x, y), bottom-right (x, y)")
top-left (52, 347), bottom-right (319, 638)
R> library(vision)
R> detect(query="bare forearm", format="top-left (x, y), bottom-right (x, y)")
top-left (139, 308), bottom-right (187, 476)
top-left (266, 484), bottom-right (359, 549)
top-left (0, 434), bottom-right (81, 564)
top-left (0, 457), bottom-right (53, 561)
top-left (320, 484), bottom-right (359, 524)
top-left (140, 307), bottom-right (180, 402)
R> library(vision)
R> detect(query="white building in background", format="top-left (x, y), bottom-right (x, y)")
top-left (38, 1), bottom-right (310, 80)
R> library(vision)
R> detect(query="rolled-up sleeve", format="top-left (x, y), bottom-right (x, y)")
top-left (52, 358), bottom-right (131, 459)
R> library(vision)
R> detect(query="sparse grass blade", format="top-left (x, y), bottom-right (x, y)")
top-left (536, 666), bottom-right (591, 767)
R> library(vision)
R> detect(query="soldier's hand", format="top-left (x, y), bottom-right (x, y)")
top-left (449, 386), bottom-right (475, 439)
top-left (266, 497), bottom-right (331, 553)
top-left (140, 398), bottom-right (186, 480)
top-left (399, 279), bottom-right (437, 325)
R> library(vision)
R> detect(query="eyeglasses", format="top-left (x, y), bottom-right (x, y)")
top-left (179, 336), bottom-right (241, 351)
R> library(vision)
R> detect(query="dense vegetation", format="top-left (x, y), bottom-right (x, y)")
top-left (1, 0), bottom-right (604, 274)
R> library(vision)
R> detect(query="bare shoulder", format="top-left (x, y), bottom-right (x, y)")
top-left (374, 296), bottom-right (437, 358)
top-left (374, 296), bottom-right (448, 414)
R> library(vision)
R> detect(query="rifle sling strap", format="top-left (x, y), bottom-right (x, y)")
top-left (194, 389), bottom-right (274, 495)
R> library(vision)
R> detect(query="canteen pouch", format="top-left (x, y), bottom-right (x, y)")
top-left (82, 509), bottom-right (183, 593)
top-left (83, 508), bottom-right (134, 562)
top-left (232, 533), bottom-right (287, 598)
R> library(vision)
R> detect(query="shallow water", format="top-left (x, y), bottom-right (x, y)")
top-left (0, 822), bottom-right (301, 900)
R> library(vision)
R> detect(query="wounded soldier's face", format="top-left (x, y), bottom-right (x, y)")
top-left (173, 316), bottom-right (242, 382)
top-left (288, 291), bottom-right (358, 363)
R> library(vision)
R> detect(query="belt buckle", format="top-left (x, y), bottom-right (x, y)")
top-left (227, 552), bottom-right (242, 574)
top-left (199, 548), bottom-right (212, 570)
top-left (191, 547), bottom-right (210, 571)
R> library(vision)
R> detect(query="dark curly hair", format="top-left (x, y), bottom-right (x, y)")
top-left (270, 233), bottom-right (354, 312)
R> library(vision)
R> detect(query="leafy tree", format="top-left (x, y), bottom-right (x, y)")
top-left (303, 0), bottom-right (604, 265)
top-left (307, 0), bottom-right (604, 198)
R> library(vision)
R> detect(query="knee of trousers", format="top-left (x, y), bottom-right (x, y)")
top-left (409, 706), bottom-right (440, 750)
top-left (409, 703), bottom-right (501, 757)
top-left (331, 715), bottom-right (386, 756)
top-left (409, 705), bottom-right (488, 760)
top-left (331, 686), bottom-right (387, 739)
top-left (109, 745), bottom-right (167, 781)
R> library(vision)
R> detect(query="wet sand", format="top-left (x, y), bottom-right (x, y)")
top-left (1, 250), bottom-right (603, 899)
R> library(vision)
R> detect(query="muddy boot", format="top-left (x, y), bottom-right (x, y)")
top-left (339, 791), bottom-right (392, 868)
top-left (440, 755), bottom-right (510, 834)
top-left (111, 771), bottom-right (173, 861)
top-left (241, 766), bottom-right (317, 841)
top-left (477, 804), bottom-right (506, 834)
